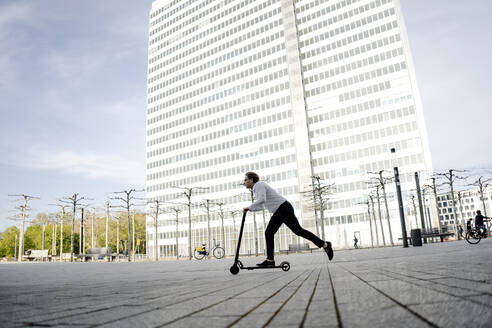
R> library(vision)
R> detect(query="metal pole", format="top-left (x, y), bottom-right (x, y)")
top-left (105, 201), bottom-right (109, 249)
top-left (52, 220), bottom-right (56, 256)
top-left (394, 166), bottom-right (408, 247)
top-left (127, 201), bottom-right (131, 262)
top-left (70, 202), bottom-right (76, 262)
top-left (431, 178), bottom-right (443, 233)
top-left (154, 205), bottom-right (158, 261)
top-left (116, 218), bottom-right (120, 262)
top-left (206, 200), bottom-right (211, 256)
top-left (91, 211), bottom-right (95, 249)
top-left (42, 223), bottom-right (46, 250)
top-left (175, 211), bottom-right (179, 261)
top-left (367, 202), bottom-right (374, 247)
top-left (415, 173), bottom-right (427, 243)
top-left (449, 170), bottom-right (460, 240)
top-left (60, 208), bottom-right (64, 260)
top-left (426, 207), bottom-right (433, 231)
top-left (132, 212), bottom-right (136, 261)
top-left (14, 234), bottom-right (17, 259)
top-left (315, 176), bottom-right (326, 240)
top-left (188, 194), bottom-right (192, 260)
top-left (80, 208), bottom-right (84, 255)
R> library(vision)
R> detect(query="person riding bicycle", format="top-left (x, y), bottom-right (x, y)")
top-left (243, 171), bottom-right (334, 267)
top-left (474, 210), bottom-right (489, 236)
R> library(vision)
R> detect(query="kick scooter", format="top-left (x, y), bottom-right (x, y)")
top-left (230, 212), bottom-right (290, 275)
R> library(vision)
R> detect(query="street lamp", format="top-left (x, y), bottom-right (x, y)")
top-left (391, 148), bottom-right (408, 248)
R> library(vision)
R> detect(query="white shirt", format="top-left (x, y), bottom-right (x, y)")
top-left (249, 181), bottom-right (287, 213)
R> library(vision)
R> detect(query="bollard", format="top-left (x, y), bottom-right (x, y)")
top-left (410, 229), bottom-right (422, 247)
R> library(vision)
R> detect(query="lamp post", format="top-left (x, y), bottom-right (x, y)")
top-left (391, 148), bottom-right (408, 248)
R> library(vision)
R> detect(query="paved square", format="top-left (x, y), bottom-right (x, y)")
top-left (1, 239), bottom-right (491, 327)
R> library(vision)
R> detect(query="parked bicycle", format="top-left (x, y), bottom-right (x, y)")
top-left (194, 239), bottom-right (225, 259)
top-left (465, 219), bottom-right (491, 245)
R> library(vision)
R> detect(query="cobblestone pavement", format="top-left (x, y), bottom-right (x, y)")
top-left (1, 239), bottom-right (491, 327)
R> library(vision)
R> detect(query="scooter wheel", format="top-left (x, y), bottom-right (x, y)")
top-left (280, 261), bottom-right (290, 272)
top-left (230, 265), bottom-right (240, 275)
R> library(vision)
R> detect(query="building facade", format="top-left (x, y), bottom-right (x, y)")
top-left (146, 0), bottom-right (434, 258)
top-left (436, 187), bottom-right (492, 230)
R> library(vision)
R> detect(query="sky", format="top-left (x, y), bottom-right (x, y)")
top-left (0, 0), bottom-right (491, 231)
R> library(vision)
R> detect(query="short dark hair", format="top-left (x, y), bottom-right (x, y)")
top-left (477, 210), bottom-right (481, 214)
top-left (245, 171), bottom-right (259, 183)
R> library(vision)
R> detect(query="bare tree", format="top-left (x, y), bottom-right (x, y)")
top-left (468, 176), bottom-right (491, 216)
top-left (50, 203), bottom-right (69, 259)
top-left (359, 198), bottom-right (374, 247)
top-left (167, 206), bottom-right (182, 260)
top-left (111, 189), bottom-right (145, 261)
top-left (301, 175), bottom-right (336, 241)
top-left (246, 189), bottom-right (259, 256)
top-left (215, 202), bottom-right (227, 254)
top-left (50, 213), bottom-right (57, 256)
top-left (87, 207), bottom-right (100, 249)
top-left (147, 199), bottom-right (165, 261)
top-left (368, 194), bottom-right (380, 246)
top-left (173, 186), bottom-right (208, 260)
top-left (60, 194), bottom-right (89, 262)
top-left (369, 171), bottom-right (394, 245)
top-left (200, 199), bottom-right (216, 256)
top-left (370, 185), bottom-right (386, 246)
top-left (455, 190), bottom-right (469, 230)
top-left (435, 170), bottom-right (468, 239)
top-left (105, 201), bottom-right (110, 249)
top-left (421, 185), bottom-right (434, 232)
top-left (410, 194), bottom-right (418, 229)
top-left (9, 194), bottom-right (39, 261)
top-left (35, 212), bottom-right (49, 250)
top-left (112, 214), bottom-right (122, 261)
top-left (229, 210), bottom-right (240, 250)
top-left (423, 177), bottom-right (443, 233)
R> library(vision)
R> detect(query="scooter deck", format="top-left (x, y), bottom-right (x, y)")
top-left (242, 265), bottom-right (286, 270)
top-left (234, 260), bottom-right (290, 272)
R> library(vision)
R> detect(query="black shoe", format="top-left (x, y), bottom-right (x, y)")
top-left (256, 259), bottom-right (275, 267)
top-left (324, 241), bottom-right (334, 261)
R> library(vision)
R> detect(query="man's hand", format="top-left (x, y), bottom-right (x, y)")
top-left (243, 207), bottom-right (250, 212)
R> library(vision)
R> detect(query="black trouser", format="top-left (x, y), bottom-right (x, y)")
top-left (265, 201), bottom-right (325, 260)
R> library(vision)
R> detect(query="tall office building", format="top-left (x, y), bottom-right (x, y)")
top-left (146, 0), bottom-right (433, 258)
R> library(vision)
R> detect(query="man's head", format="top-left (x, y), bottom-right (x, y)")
top-left (477, 210), bottom-right (482, 215)
top-left (244, 171), bottom-right (259, 189)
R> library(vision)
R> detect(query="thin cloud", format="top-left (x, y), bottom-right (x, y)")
top-left (6, 147), bottom-right (144, 185)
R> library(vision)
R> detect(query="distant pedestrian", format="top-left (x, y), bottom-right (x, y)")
top-left (466, 219), bottom-right (473, 232)
top-left (353, 236), bottom-right (359, 249)
top-left (243, 171), bottom-right (334, 267)
top-left (458, 225), bottom-right (463, 238)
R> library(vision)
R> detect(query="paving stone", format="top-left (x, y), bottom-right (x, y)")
top-left (1, 239), bottom-right (491, 327)
top-left (226, 313), bottom-right (272, 327)
top-left (339, 306), bottom-right (429, 328)
top-left (161, 315), bottom-right (239, 328)
top-left (368, 279), bottom-right (459, 304)
top-left (409, 301), bottom-right (492, 328)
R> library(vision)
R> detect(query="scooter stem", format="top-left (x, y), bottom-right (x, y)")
top-left (233, 212), bottom-right (247, 264)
